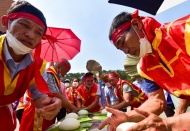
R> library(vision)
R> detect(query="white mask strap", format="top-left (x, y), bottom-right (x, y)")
top-left (132, 26), bottom-right (147, 39)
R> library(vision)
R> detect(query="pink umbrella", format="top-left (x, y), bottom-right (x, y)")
top-left (41, 27), bottom-right (81, 62)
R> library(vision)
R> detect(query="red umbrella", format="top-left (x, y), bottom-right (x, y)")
top-left (40, 27), bottom-right (81, 62)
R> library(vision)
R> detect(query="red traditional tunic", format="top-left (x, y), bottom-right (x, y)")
top-left (138, 14), bottom-right (190, 99)
top-left (114, 79), bottom-right (148, 109)
top-left (66, 86), bottom-right (78, 107)
top-left (77, 83), bottom-right (101, 112)
top-left (20, 66), bottom-right (60, 131)
top-left (0, 35), bottom-right (50, 131)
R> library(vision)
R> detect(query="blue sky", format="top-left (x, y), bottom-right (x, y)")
top-left (26, 0), bottom-right (189, 73)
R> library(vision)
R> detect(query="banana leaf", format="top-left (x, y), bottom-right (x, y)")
top-left (92, 112), bottom-right (101, 116)
top-left (79, 117), bottom-right (92, 123)
top-left (46, 122), bottom-right (61, 131)
top-left (47, 117), bottom-right (93, 131)
top-left (92, 115), bottom-right (108, 121)
top-left (78, 114), bottom-right (89, 119)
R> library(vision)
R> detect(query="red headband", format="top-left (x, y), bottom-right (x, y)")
top-left (59, 60), bottom-right (71, 70)
top-left (108, 73), bottom-right (119, 78)
top-left (111, 10), bottom-right (139, 45)
top-left (8, 12), bottom-right (45, 30)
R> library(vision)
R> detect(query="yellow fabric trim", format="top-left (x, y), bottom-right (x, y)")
top-left (48, 66), bottom-right (60, 86)
top-left (173, 89), bottom-right (190, 98)
top-left (152, 29), bottom-right (162, 50)
top-left (3, 62), bottom-right (19, 95)
top-left (137, 63), bottom-right (153, 81)
top-left (29, 60), bottom-right (47, 87)
top-left (150, 29), bottom-right (182, 77)
top-left (185, 17), bottom-right (190, 56)
top-left (33, 108), bottom-right (43, 131)
top-left (78, 93), bottom-right (85, 102)
top-left (91, 93), bottom-right (96, 96)
top-left (166, 21), bottom-right (173, 35)
top-left (131, 92), bottom-right (145, 103)
top-left (0, 36), bottom-right (18, 95)
top-left (0, 35), bottom-right (5, 60)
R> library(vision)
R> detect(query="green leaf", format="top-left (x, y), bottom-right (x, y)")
top-left (92, 115), bottom-right (108, 121)
top-left (80, 122), bottom-right (93, 128)
top-left (79, 117), bottom-right (92, 123)
top-left (46, 122), bottom-right (61, 131)
top-left (78, 114), bottom-right (89, 119)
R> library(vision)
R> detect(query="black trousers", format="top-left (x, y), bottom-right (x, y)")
top-left (16, 109), bottom-right (24, 123)
top-left (164, 103), bottom-right (175, 117)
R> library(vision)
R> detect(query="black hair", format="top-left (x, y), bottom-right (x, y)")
top-left (109, 12), bottom-right (133, 40)
top-left (8, 0), bottom-right (47, 32)
top-left (84, 72), bottom-right (93, 77)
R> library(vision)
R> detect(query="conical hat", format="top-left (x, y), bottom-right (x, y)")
top-left (124, 54), bottom-right (140, 67)
top-left (124, 54), bottom-right (140, 76)
top-left (86, 60), bottom-right (102, 72)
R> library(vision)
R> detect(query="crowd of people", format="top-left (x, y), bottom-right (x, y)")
top-left (1, 0), bottom-right (190, 131)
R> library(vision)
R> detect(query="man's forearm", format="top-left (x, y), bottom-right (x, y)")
top-left (175, 98), bottom-right (190, 115)
top-left (34, 94), bottom-right (47, 108)
top-left (53, 92), bottom-right (75, 110)
top-left (165, 111), bottom-right (190, 131)
top-left (111, 100), bottom-right (129, 110)
top-left (87, 99), bottom-right (99, 110)
top-left (126, 90), bottom-right (166, 122)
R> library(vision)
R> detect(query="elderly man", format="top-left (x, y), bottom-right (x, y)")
top-left (19, 58), bottom-right (78, 131)
top-left (0, 0), bottom-right (62, 130)
top-left (99, 10), bottom-right (190, 131)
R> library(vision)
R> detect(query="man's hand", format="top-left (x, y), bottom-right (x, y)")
top-left (36, 96), bottom-right (62, 120)
top-left (127, 108), bottom-right (170, 131)
top-left (98, 107), bottom-right (129, 131)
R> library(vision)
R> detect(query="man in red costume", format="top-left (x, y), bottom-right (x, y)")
top-left (107, 72), bottom-right (147, 111)
top-left (66, 78), bottom-right (80, 108)
top-left (99, 10), bottom-right (190, 131)
top-left (77, 72), bottom-right (101, 112)
top-left (19, 58), bottom-right (78, 131)
top-left (0, 0), bottom-right (62, 131)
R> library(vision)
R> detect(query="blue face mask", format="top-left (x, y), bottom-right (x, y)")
top-left (58, 73), bottom-right (62, 78)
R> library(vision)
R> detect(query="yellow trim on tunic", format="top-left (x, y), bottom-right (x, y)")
top-left (28, 60), bottom-right (47, 87)
top-left (130, 92), bottom-right (145, 103)
top-left (148, 29), bottom-right (182, 77)
top-left (185, 17), bottom-right (190, 56)
top-left (33, 108), bottom-right (43, 131)
top-left (137, 63), bottom-right (153, 81)
top-left (0, 35), bottom-right (18, 95)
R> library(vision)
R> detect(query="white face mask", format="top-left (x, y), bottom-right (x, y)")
top-left (139, 37), bottom-right (152, 57)
top-left (86, 84), bottom-right (93, 89)
top-left (64, 83), bottom-right (70, 87)
top-left (105, 82), bottom-right (111, 87)
top-left (6, 30), bottom-right (33, 55)
top-left (72, 82), bottom-right (79, 87)
top-left (132, 26), bottom-right (152, 57)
